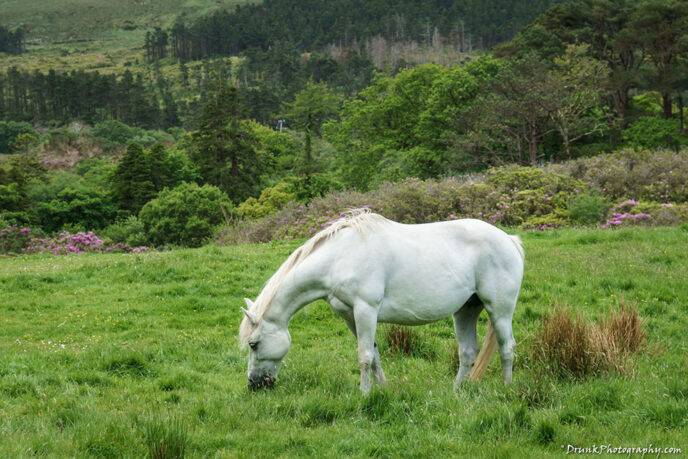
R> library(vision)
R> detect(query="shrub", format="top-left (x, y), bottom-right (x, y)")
top-left (23, 230), bottom-right (148, 255)
top-left (551, 149), bottom-right (688, 203)
top-left (532, 310), bottom-right (595, 379)
top-left (521, 213), bottom-right (567, 231)
top-left (35, 186), bottom-right (117, 233)
top-left (139, 183), bottom-right (232, 248)
top-left (384, 325), bottom-right (422, 356)
top-left (486, 166), bottom-right (587, 225)
top-left (236, 181), bottom-right (296, 219)
top-left (102, 216), bottom-right (148, 247)
top-left (567, 193), bottom-right (610, 225)
top-left (92, 119), bottom-right (138, 146)
top-left (218, 150), bottom-right (688, 245)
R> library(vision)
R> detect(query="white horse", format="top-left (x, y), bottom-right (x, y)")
top-left (239, 209), bottom-right (524, 394)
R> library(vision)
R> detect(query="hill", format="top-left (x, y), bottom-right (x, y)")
top-left (1, 226), bottom-right (686, 456)
top-left (0, 0), bottom-right (252, 73)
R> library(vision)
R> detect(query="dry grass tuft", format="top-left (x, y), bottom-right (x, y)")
top-left (384, 325), bottom-right (422, 356)
top-left (532, 301), bottom-right (645, 379)
top-left (601, 297), bottom-right (646, 354)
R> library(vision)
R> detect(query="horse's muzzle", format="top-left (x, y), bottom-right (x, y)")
top-left (248, 374), bottom-right (275, 391)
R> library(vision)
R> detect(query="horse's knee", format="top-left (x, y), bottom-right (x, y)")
top-left (459, 347), bottom-right (478, 367)
top-left (358, 349), bottom-right (375, 368)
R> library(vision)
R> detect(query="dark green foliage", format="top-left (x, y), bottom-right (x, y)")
top-left (138, 183), bottom-right (232, 247)
top-left (35, 186), bottom-right (116, 233)
top-left (622, 116), bottom-right (688, 150)
top-left (568, 193), bottom-right (611, 225)
top-left (0, 121), bottom-right (36, 154)
top-left (0, 155), bottom-right (45, 225)
top-left (533, 420), bottom-right (556, 445)
top-left (102, 216), bottom-right (147, 247)
top-left (113, 144), bottom-right (156, 215)
top-left (92, 120), bottom-right (140, 145)
top-left (0, 25), bottom-right (25, 54)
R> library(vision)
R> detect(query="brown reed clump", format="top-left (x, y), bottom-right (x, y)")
top-left (532, 309), bottom-right (597, 378)
top-left (601, 297), bottom-right (646, 354)
top-left (531, 301), bottom-right (645, 379)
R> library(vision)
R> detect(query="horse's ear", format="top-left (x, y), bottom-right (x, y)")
top-left (244, 298), bottom-right (255, 309)
top-left (241, 307), bottom-right (259, 325)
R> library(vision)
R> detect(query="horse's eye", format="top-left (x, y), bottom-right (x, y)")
top-left (249, 342), bottom-right (258, 350)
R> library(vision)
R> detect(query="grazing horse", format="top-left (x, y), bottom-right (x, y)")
top-left (239, 209), bottom-right (524, 394)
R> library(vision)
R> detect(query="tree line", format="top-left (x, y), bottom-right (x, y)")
top-left (0, 68), bottom-right (174, 128)
top-left (147, 0), bottom-right (564, 62)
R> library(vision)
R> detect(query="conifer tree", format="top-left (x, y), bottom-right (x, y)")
top-left (113, 143), bottom-right (156, 214)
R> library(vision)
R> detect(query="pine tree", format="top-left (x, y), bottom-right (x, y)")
top-left (113, 143), bottom-right (156, 214)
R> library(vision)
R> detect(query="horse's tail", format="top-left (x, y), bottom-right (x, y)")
top-left (468, 321), bottom-right (497, 380)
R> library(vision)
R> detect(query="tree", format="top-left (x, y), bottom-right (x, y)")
top-left (460, 55), bottom-right (558, 166)
top-left (502, 0), bottom-right (641, 127)
top-left (189, 84), bottom-right (263, 203)
top-left (112, 143), bottom-right (156, 214)
top-left (630, 0), bottom-right (688, 118)
top-left (284, 81), bottom-right (341, 174)
top-left (549, 45), bottom-right (610, 157)
top-left (457, 49), bottom-right (608, 165)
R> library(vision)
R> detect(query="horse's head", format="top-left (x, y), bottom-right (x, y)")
top-left (241, 298), bottom-right (291, 390)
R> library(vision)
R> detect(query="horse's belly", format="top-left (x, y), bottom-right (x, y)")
top-left (376, 287), bottom-right (472, 325)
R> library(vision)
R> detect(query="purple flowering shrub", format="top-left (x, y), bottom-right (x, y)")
top-left (1, 228), bottom-right (149, 255)
top-left (0, 226), bottom-right (34, 254)
top-left (601, 199), bottom-right (688, 228)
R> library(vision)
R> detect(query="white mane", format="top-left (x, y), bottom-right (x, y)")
top-left (239, 208), bottom-right (388, 347)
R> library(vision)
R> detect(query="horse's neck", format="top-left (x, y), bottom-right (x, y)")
top-left (262, 253), bottom-right (330, 327)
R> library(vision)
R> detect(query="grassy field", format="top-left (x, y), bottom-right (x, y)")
top-left (1, 226), bottom-right (687, 457)
top-left (1, 0), bottom-right (252, 73)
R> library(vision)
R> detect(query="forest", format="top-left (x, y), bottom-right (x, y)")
top-left (2, 0), bottom-right (688, 251)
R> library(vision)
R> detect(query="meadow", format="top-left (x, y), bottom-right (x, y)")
top-left (1, 226), bottom-right (687, 457)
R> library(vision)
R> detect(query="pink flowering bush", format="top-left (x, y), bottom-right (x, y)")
top-left (0, 226), bottom-right (34, 254)
top-left (1, 228), bottom-right (150, 256)
top-left (601, 200), bottom-right (688, 228)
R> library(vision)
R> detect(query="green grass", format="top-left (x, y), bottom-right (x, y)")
top-left (1, 227), bottom-right (687, 457)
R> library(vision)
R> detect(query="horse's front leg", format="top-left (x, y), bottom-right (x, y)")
top-left (353, 299), bottom-right (379, 395)
top-left (330, 297), bottom-right (386, 389)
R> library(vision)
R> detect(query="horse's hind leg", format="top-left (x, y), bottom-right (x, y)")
top-left (329, 297), bottom-right (386, 389)
top-left (453, 294), bottom-right (483, 389)
top-left (479, 292), bottom-right (517, 384)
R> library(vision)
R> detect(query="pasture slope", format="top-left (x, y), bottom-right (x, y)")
top-left (0, 226), bottom-right (687, 457)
